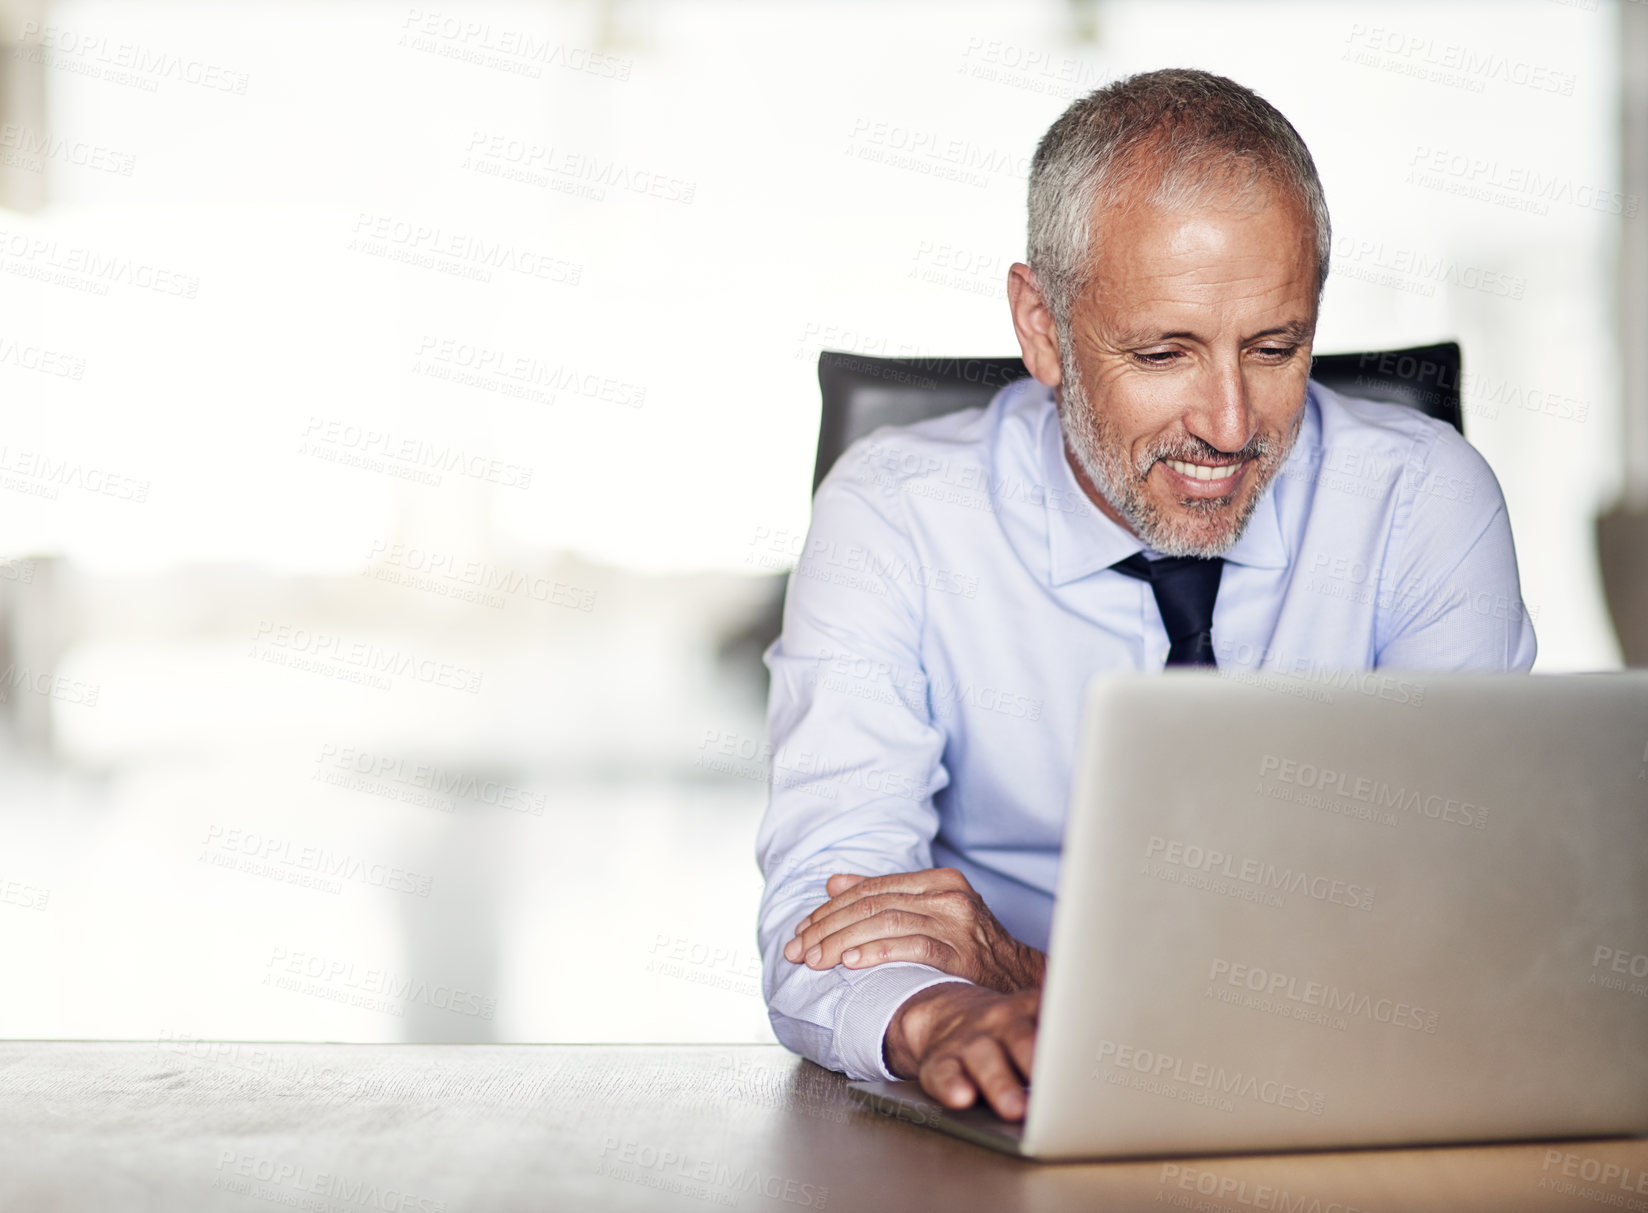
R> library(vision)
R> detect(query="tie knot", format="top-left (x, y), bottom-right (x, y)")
top-left (1111, 553), bottom-right (1224, 667)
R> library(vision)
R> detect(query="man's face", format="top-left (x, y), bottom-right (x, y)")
top-left (1056, 182), bottom-right (1318, 557)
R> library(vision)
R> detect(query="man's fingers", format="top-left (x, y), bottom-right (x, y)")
top-left (918, 1053), bottom-right (978, 1110)
top-left (793, 893), bottom-right (935, 960)
top-left (792, 869), bottom-right (955, 934)
top-left (802, 910), bottom-right (941, 970)
top-left (1004, 1013), bottom-right (1037, 1079)
top-left (824, 872), bottom-right (866, 897)
top-left (839, 933), bottom-right (952, 971)
top-left (958, 1038), bottom-right (1029, 1121)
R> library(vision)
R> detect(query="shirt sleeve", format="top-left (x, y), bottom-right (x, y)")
top-left (754, 454), bottom-right (974, 1080)
top-left (1373, 424), bottom-right (1538, 671)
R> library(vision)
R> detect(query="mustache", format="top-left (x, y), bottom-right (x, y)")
top-left (1137, 433), bottom-right (1279, 477)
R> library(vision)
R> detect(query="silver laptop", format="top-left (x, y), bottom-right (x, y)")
top-left (849, 671), bottom-right (1648, 1160)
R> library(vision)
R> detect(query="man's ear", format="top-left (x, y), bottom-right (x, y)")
top-left (1006, 262), bottom-right (1063, 389)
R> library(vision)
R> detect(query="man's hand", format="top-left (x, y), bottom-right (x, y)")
top-left (781, 868), bottom-right (1046, 993)
top-left (884, 982), bottom-right (1039, 1121)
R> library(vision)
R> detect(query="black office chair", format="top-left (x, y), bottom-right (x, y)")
top-left (812, 342), bottom-right (1463, 493)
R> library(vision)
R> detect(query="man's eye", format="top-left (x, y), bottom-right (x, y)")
top-left (1253, 345), bottom-right (1299, 361)
top-left (1133, 351), bottom-right (1180, 366)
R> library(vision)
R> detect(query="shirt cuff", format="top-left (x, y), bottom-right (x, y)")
top-left (833, 964), bottom-right (975, 1081)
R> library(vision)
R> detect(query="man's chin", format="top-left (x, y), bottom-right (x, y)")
top-left (1133, 492), bottom-right (1253, 557)
top-left (1146, 528), bottom-right (1241, 560)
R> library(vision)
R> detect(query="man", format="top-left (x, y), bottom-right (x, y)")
top-left (755, 69), bottom-right (1535, 1124)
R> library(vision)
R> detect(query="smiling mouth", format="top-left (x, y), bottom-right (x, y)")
top-left (1161, 457), bottom-right (1244, 484)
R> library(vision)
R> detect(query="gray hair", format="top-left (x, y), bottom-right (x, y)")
top-left (1027, 68), bottom-right (1331, 335)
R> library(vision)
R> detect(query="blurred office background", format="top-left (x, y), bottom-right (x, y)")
top-left (0, 0), bottom-right (1642, 1043)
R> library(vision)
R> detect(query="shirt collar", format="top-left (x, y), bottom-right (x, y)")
top-left (1037, 388), bottom-right (1290, 587)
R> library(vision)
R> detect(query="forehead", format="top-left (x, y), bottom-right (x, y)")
top-left (1076, 179), bottom-right (1317, 323)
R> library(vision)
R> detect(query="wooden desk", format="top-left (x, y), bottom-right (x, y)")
top-left (1, 1042), bottom-right (1642, 1212)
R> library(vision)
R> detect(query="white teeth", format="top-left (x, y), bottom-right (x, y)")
top-left (1164, 458), bottom-right (1240, 482)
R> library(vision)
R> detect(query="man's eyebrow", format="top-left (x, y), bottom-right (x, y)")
top-left (1116, 329), bottom-right (1197, 345)
top-left (1114, 321), bottom-right (1314, 346)
top-left (1247, 321), bottom-right (1314, 342)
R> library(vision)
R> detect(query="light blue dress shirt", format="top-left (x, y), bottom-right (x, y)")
top-left (755, 376), bottom-right (1536, 1082)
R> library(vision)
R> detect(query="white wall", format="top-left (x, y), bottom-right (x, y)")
top-left (0, 0), bottom-right (1624, 666)
top-left (0, 0), bottom-right (1629, 1042)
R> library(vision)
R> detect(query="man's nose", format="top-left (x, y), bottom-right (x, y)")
top-left (1186, 357), bottom-right (1256, 454)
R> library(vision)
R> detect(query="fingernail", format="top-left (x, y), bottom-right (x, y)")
top-left (805, 946), bottom-right (822, 965)
top-left (842, 948), bottom-right (860, 965)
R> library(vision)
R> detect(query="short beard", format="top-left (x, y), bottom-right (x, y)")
top-left (1056, 341), bottom-right (1301, 558)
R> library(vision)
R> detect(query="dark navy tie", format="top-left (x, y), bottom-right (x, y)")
top-left (1111, 553), bottom-right (1224, 668)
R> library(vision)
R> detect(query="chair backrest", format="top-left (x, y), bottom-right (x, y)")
top-left (812, 342), bottom-right (1463, 493)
